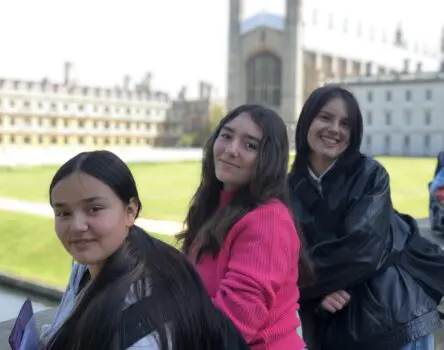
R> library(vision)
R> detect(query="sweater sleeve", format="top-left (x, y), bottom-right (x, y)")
top-left (212, 202), bottom-right (299, 343)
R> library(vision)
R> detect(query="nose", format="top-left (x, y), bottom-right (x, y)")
top-left (329, 120), bottom-right (340, 133)
top-left (225, 138), bottom-right (240, 157)
top-left (70, 212), bottom-right (89, 232)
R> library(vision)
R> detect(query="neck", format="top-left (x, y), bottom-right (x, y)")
top-left (308, 154), bottom-right (334, 177)
top-left (220, 188), bottom-right (235, 207)
top-left (223, 183), bottom-right (237, 191)
top-left (87, 263), bottom-right (102, 280)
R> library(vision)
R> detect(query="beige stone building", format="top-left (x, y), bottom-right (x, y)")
top-left (0, 62), bottom-right (182, 149)
top-left (227, 0), bottom-right (439, 126)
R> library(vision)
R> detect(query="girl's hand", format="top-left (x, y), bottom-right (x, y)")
top-left (320, 290), bottom-right (351, 313)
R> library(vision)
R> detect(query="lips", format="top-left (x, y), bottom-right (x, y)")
top-left (320, 135), bottom-right (339, 146)
top-left (69, 239), bottom-right (96, 245)
top-left (219, 159), bottom-right (239, 168)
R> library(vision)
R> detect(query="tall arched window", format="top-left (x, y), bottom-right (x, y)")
top-left (246, 52), bottom-right (282, 107)
top-left (403, 135), bottom-right (410, 155)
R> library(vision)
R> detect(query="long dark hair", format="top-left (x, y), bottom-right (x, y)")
top-left (46, 150), bottom-right (239, 350)
top-left (290, 85), bottom-right (364, 174)
top-left (287, 86), bottom-right (364, 285)
top-left (178, 104), bottom-right (314, 286)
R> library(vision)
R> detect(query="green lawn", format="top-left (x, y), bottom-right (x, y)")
top-left (0, 210), bottom-right (178, 288)
top-left (0, 157), bottom-right (436, 221)
top-left (0, 157), bottom-right (436, 288)
top-left (380, 157), bottom-right (434, 219)
top-left (0, 162), bottom-right (201, 221)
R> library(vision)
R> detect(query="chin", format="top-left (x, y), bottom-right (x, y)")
top-left (71, 253), bottom-right (101, 266)
top-left (319, 150), bottom-right (339, 160)
top-left (215, 171), bottom-right (230, 183)
top-left (218, 176), bottom-right (233, 186)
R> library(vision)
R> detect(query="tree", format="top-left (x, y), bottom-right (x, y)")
top-left (177, 103), bottom-right (226, 148)
top-left (209, 103), bottom-right (225, 130)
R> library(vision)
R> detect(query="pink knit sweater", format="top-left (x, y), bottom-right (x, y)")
top-left (194, 191), bottom-right (305, 350)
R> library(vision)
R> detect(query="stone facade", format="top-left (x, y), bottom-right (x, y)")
top-left (227, 0), bottom-right (439, 128)
top-left (327, 71), bottom-right (444, 156)
top-left (0, 63), bottom-right (218, 150)
top-left (0, 63), bottom-right (181, 149)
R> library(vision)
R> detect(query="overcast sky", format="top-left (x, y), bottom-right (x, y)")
top-left (0, 0), bottom-right (441, 98)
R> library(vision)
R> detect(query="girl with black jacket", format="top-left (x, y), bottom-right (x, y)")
top-left (288, 85), bottom-right (444, 350)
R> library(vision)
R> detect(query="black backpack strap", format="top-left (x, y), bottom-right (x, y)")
top-left (119, 295), bottom-right (172, 349)
top-left (119, 296), bottom-right (250, 350)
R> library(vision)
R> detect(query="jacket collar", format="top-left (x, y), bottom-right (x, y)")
top-left (289, 152), bottom-right (364, 205)
top-left (308, 159), bottom-right (337, 182)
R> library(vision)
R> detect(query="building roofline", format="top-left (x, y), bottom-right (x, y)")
top-left (0, 77), bottom-right (171, 102)
top-left (240, 11), bottom-right (284, 34)
top-left (326, 70), bottom-right (444, 86)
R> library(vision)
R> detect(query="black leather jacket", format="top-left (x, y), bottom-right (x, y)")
top-left (288, 154), bottom-right (443, 350)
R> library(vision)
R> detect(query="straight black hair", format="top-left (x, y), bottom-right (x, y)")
top-left (290, 85), bottom-right (364, 174)
top-left (46, 150), bottom-right (243, 350)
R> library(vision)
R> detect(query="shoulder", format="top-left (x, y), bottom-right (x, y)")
top-left (352, 157), bottom-right (389, 187)
top-left (229, 199), bottom-right (297, 245)
top-left (243, 199), bottom-right (293, 226)
top-left (66, 262), bottom-right (88, 292)
top-left (437, 167), bottom-right (444, 178)
top-left (40, 263), bottom-right (87, 341)
top-left (358, 156), bottom-right (387, 174)
top-left (223, 200), bottom-right (299, 269)
top-left (345, 157), bottom-right (391, 204)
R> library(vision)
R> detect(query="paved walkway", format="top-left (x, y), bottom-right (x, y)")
top-left (0, 197), bottom-right (182, 236)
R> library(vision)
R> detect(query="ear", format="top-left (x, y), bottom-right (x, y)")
top-left (125, 197), bottom-right (139, 227)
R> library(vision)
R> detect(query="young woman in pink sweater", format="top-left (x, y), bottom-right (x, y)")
top-left (178, 104), bottom-right (313, 350)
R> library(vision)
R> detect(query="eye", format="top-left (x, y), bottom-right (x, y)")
top-left (55, 211), bottom-right (70, 218)
top-left (341, 120), bottom-right (351, 128)
top-left (246, 142), bottom-right (258, 151)
top-left (319, 115), bottom-right (330, 121)
top-left (219, 132), bottom-right (231, 139)
top-left (87, 206), bottom-right (104, 214)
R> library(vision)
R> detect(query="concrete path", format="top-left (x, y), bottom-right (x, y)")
top-left (0, 197), bottom-right (183, 236)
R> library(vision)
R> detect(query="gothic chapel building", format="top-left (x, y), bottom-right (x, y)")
top-left (227, 0), bottom-right (438, 128)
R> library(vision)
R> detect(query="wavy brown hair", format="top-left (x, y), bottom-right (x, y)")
top-left (177, 104), bottom-right (314, 286)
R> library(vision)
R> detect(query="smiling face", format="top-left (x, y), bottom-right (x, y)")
top-left (213, 112), bottom-right (263, 191)
top-left (307, 97), bottom-right (351, 169)
top-left (50, 172), bottom-right (137, 277)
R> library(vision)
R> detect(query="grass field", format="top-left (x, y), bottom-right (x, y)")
top-left (380, 157), bottom-right (434, 218)
top-left (0, 157), bottom-right (436, 221)
top-left (0, 162), bottom-right (201, 221)
top-left (0, 210), bottom-right (177, 288)
top-left (0, 156), bottom-right (436, 287)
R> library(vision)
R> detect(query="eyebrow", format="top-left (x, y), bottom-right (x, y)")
top-left (52, 196), bottom-right (106, 208)
top-left (221, 126), bottom-right (262, 143)
top-left (320, 110), bottom-right (350, 120)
